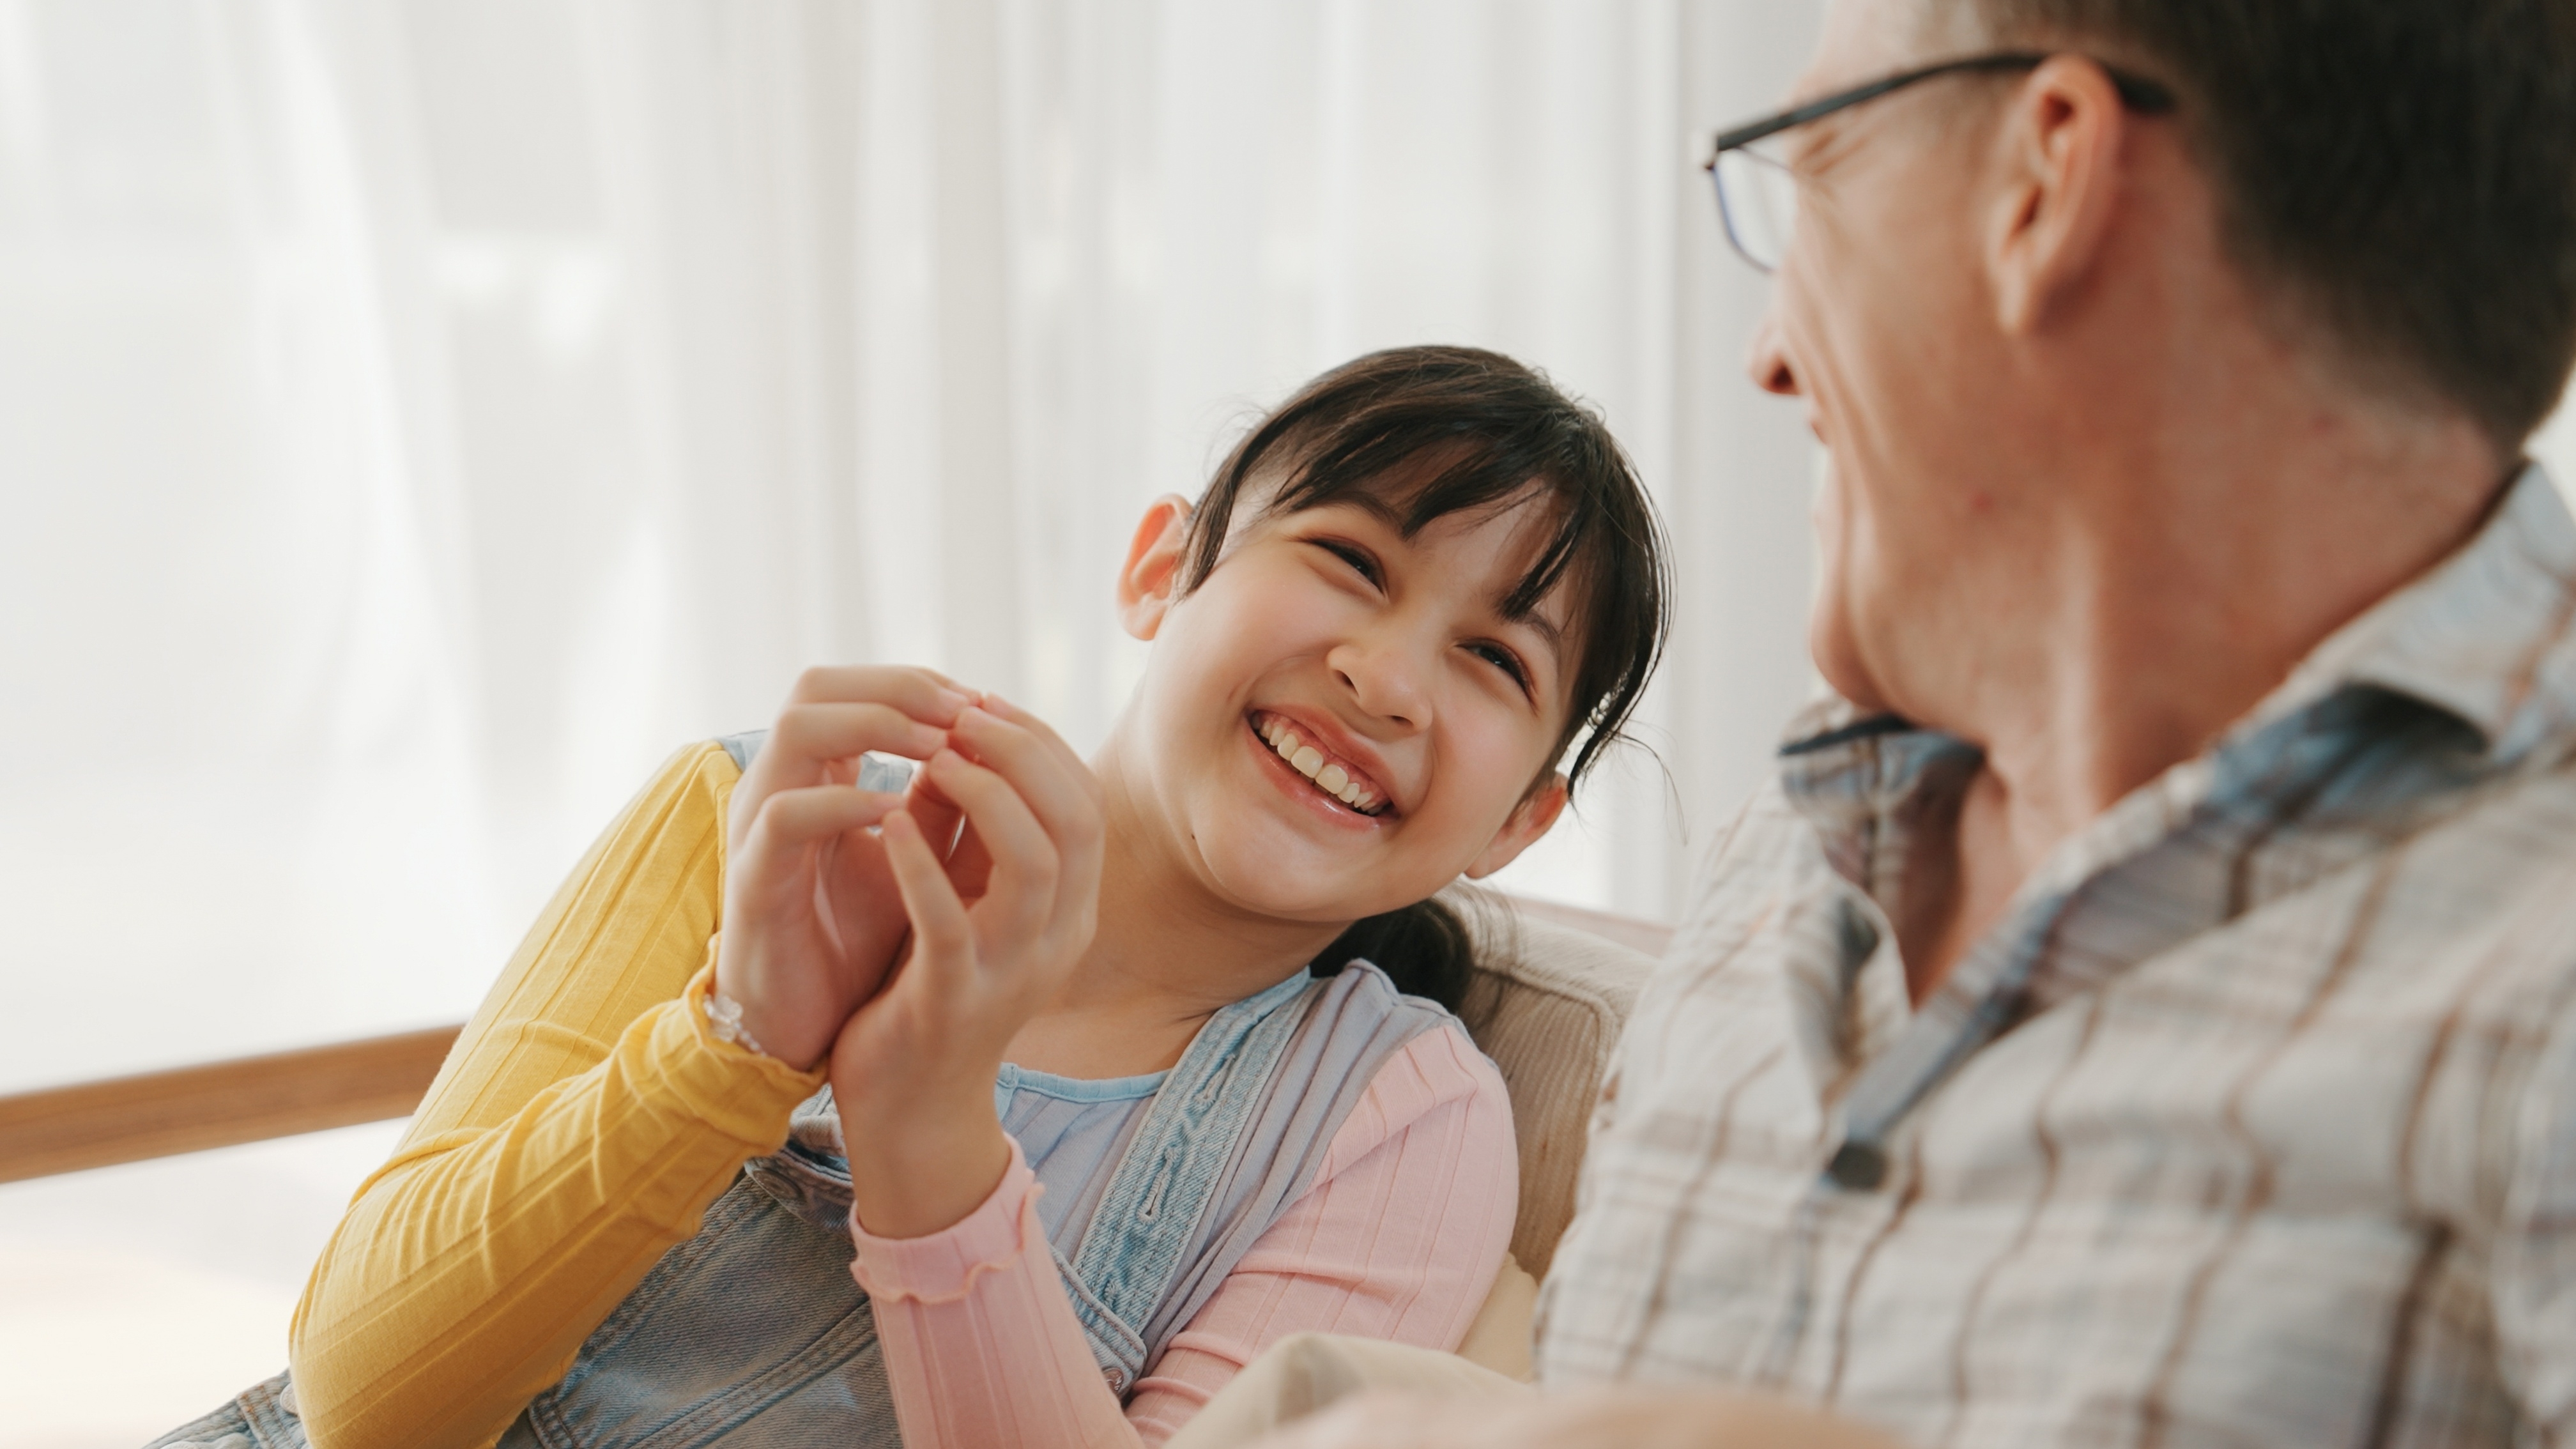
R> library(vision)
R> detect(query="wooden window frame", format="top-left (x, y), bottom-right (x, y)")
top-left (0, 897), bottom-right (1670, 1184)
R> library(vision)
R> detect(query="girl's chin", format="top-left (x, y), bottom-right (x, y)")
top-left (1192, 832), bottom-right (1413, 924)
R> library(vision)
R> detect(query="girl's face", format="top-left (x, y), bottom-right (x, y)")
top-left (1108, 480), bottom-right (1576, 925)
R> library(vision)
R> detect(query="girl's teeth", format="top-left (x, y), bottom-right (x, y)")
top-left (1257, 714), bottom-right (1382, 814)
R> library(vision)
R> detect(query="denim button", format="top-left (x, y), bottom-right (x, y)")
top-left (279, 1382), bottom-right (300, 1417)
top-left (1826, 1138), bottom-right (1889, 1191)
top-left (1101, 1365), bottom-right (1126, 1392)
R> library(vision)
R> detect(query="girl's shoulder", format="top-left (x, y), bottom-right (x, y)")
top-left (1305, 963), bottom-right (1512, 1165)
top-left (1313, 958), bottom-right (1504, 1090)
top-left (569, 739), bottom-right (747, 890)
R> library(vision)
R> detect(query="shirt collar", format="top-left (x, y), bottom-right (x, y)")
top-left (2262, 463), bottom-right (2576, 766)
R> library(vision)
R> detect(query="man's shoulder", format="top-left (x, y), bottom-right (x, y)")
top-left (1602, 777), bottom-right (1851, 1114)
top-left (2391, 752), bottom-right (2576, 1004)
top-left (1680, 772), bottom-right (1831, 891)
top-left (1659, 776), bottom-right (1848, 982)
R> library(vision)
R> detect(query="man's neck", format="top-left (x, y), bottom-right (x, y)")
top-left (1893, 370), bottom-right (2506, 1002)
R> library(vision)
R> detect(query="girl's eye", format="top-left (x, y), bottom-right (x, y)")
top-left (1312, 539), bottom-right (1381, 586)
top-left (1469, 641), bottom-right (1531, 693)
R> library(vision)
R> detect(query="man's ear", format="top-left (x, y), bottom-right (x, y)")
top-left (1463, 771), bottom-right (1570, 880)
top-left (1117, 494), bottom-right (1195, 641)
top-left (1988, 54), bottom-right (2129, 335)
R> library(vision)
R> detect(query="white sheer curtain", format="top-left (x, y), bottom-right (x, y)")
top-left (0, 0), bottom-right (1827, 1093)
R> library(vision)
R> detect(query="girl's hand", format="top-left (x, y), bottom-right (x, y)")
top-left (829, 698), bottom-right (1106, 1239)
top-left (713, 666), bottom-right (980, 1070)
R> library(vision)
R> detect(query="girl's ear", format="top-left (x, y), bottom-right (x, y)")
top-left (1117, 495), bottom-right (1196, 641)
top-left (1463, 771), bottom-right (1570, 880)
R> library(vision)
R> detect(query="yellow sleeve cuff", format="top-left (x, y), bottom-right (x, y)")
top-left (654, 944), bottom-right (827, 1150)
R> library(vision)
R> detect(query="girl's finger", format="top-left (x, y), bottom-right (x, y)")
top-left (954, 703), bottom-right (1105, 945)
top-left (977, 694), bottom-right (1099, 800)
top-left (948, 707), bottom-right (1105, 863)
top-left (732, 699), bottom-right (956, 848)
top-left (746, 785), bottom-right (903, 855)
top-left (901, 769), bottom-right (967, 860)
top-left (759, 781), bottom-right (905, 836)
top-left (787, 664), bottom-right (978, 718)
top-left (880, 809), bottom-right (976, 974)
top-left (767, 702), bottom-right (949, 778)
top-left (923, 750), bottom-right (1058, 946)
top-left (726, 786), bottom-right (891, 920)
top-left (942, 819), bottom-right (996, 900)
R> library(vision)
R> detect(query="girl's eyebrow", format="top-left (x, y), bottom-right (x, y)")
top-left (1324, 493), bottom-right (1407, 528)
top-left (1503, 600), bottom-right (1569, 671)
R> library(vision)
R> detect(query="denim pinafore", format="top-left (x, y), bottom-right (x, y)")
top-left (154, 737), bottom-right (1452, 1449)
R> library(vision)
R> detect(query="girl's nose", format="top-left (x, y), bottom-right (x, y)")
top-left (1329, 636), bottom-right (1429, 731)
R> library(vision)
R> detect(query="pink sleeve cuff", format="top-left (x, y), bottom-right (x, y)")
top-left (848, 1135), bottom-right (1048, 1305)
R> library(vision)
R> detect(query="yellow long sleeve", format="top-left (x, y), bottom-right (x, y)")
top-left (287, 743), bottom-right (824, 1449)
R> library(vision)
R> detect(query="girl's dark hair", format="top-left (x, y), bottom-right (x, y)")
top-left (1180, 345), bottom-right (1670, 1011)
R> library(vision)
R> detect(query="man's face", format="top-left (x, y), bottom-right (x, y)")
top-left (1751, 0), bottom-right (2024, 716)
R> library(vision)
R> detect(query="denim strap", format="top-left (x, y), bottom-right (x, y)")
top-left (1061, 968), bottom-right (1319, 1382)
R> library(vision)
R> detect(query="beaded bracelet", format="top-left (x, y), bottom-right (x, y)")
top-left (703, 989), bottom-right (774, 1061)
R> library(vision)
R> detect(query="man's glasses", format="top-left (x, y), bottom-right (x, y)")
top-left (1705, 52), bottom-right (2178, 273)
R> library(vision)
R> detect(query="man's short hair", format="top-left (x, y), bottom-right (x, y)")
top-left (1954, 0), bottom-right (2576, 449)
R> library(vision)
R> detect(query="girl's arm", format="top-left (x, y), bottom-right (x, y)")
top-left (286, 744), bottom-right (825, 1449)
top-left (857, 1019), bottom-right (1518, 1449)
top-left (292, 668), bottom-right (971, 1448)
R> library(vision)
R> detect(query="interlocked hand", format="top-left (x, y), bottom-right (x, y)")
top-left (712, 666), bottom-right (979, 1071)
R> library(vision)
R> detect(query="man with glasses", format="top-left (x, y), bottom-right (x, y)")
top-left (1236, 0), bottom-right (2576, 1444)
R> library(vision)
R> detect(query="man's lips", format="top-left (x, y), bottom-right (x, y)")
top-left (1247, 710), bottom-right (1393, 817)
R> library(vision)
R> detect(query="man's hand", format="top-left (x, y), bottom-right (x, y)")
top-left (713, 666), bottom-right (979, 1070)
top-left (1248, 1386), bottom-right (1904, 1449)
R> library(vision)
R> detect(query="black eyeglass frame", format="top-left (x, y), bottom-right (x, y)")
top-left (1703, 52), bottom-right (2179, 272)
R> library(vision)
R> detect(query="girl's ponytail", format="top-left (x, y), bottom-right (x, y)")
top-left (1310, 896), bottom-right (1475, 1012)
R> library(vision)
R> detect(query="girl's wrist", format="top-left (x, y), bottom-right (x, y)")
top-left (841, 1089), bottom-right (1012, 1239)
top-left (703, 986), bottom-right (775, 1059)
top-left (709, 940), bottom-right (834, 1071)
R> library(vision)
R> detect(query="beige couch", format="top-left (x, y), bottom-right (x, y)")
top-left (1436, 887), bottom-right (1659, 1378)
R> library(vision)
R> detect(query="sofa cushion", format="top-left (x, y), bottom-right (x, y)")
top-left (1440, 887), bottom-right (1656, 1278)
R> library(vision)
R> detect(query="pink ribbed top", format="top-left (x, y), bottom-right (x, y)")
top-left (849, 1021), bottom-right (1517, 1446)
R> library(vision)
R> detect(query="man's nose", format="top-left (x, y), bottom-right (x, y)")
top-left (1747, 306), bottom-right (1802, 397)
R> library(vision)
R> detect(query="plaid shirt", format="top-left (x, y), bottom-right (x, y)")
top-left (1538, 468), bottom-right (2576, 1448)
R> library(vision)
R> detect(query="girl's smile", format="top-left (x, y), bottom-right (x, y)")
top-left (1248, 709), bottom-right (1393, 820)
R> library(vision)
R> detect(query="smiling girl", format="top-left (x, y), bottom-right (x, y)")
top-left (184, 347), bottom-right (1667, 1449)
